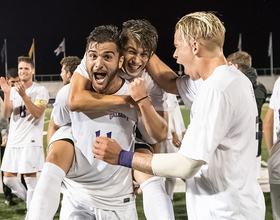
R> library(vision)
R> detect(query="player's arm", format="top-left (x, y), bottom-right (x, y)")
top-left (92, 136), bottom-right (205, 179)
top-left (130, 78), bottom-right (168, 142)
top-left (146, 54), bottom-right (179, 95)
top-left (67, 72), bottom-right (132, 113)
top-left (47, 117), bottom-right (61, 146)
top-left (263, 107), bottom-right (274, 151)
top-left (15, 83), bottom-right (47, 119)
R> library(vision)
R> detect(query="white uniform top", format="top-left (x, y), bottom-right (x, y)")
top-left (75, 54), bottom-right (168, 144)
top-left (178, 65), bottom-right (265, 219)
top-left (52, 82), bottom-right (140, 210)
top-left (7, 82), bottom-right (49, 147)
top-left (176, 75), bottom-right (202, 109)
top-left (166, 93), bottom-right (186, 140)
top-left (268, 77), bottom-right (280, 184)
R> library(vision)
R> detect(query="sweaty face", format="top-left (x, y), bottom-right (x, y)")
top-left (60, 65), bottom-right (70, 85)
top-left (8, 77), bottom-right (19, 87)
top-left (86, 42), bottom-right (123, 93)
top-left (18, 62), bottom-right (34, 82)
top-left (173, 30), bottom-right (199, 81)
top-left (123, 38), bottom-right (150, 79)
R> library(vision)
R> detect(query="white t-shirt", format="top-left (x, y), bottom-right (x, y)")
top-left (176, 75), bottom-right (202, 109)
top-left (75, 54), bottom-right (168, 144)
top-left (178, 65), bottom-right (265, 219)
top-left (268, 77), bottom-right (280, 184)
top-left (7, 82), bottom-right (49, 147)
top-left (51, 81), bottom-right (141, 210)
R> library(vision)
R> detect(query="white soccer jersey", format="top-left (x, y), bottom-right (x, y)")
top-left (268, 77), bottom-right (280, 184)
top-left (7, 82), bottom-right (49, 147)
top-left (176, 74), bottom-right (202, 109)
top-left (178, 65), bottom-right (265, 219)
top-left (52, 80), bottom-right (140, 210)
top-left (75, 55), bottom-right (167, 145)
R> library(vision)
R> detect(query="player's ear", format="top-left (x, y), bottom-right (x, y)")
top-left (119, 55), bottom-right (124, 69)
top-left (190, 40), bottom-right (199, 55)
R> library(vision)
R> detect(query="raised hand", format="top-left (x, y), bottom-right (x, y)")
top-left (0, 77), bottom-right (11, 94)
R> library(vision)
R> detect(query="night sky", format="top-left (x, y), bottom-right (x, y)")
top-left (0, 0), bottom-right (279, 77)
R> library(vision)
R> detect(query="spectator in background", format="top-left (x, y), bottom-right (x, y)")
top-left (0, 56), bottom-right (49, 218)
top-left (227, 51), bottom-right (267, 178)
top-left (263, 77), bottom-right (280, 220)
top-left (0, 68), bottom-right (20, 206)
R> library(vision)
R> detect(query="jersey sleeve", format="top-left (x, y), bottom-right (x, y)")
top-left (52, 85), bottom-right (71, 126)
top-left (178, 87), bottom-right (234, 163)
top-left (269, 78), bottom-right (280, 110)
top-left (74, 53), bottom-right (90, 80)
top-left (143, 71), bottom-right (168, 112)
top-left (176, 75), bottom-right (202, 109)
top-left (35, 86), bottom-right (49, 104)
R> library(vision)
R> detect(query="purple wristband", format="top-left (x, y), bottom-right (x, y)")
top-left (118, 150), bottom-right (134, 168)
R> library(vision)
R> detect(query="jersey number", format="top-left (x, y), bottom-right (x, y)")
top-left (256, 116), bottom-right (259, 140)
top-left (95, 130), bottom-right (112, 138)
top-left (20, 106), bottom-right (26, 118)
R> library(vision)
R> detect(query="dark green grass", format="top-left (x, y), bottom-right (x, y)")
top-left (0, 105), bottom-right (274, 219)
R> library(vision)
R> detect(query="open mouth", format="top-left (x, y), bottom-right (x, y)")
top-left (94, 72), bottom-right (107, 83)
top-left (128, 63), bottom-right (142, 71)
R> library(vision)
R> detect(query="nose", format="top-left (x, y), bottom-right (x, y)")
top-left (94, 57), bottom-right (103, 70)
top-left (173, 49), bottom-right (178, 59)
top-left (132, 54), bottom-right (142, 64)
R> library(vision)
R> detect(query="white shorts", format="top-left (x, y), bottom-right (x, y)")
top-left (59, 195), bottom-right (138, 220)
top-left (160, 139), bottom-right (178, 153)
top-left (0, 145), bottom-right (44, 173)
top-left (268, 141), bottom-right (280, 184)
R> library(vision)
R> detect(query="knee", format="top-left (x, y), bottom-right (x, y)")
top-left (3, 177), bottom-right (17, 188)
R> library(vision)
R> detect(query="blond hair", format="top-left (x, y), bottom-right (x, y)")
top-left (176, 12), bottom-right (226, 48)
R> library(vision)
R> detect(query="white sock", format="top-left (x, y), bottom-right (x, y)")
top-left (28, 162), bottom-right (65, 220)
top-left (3, 176), bottom-right (27, 200)
top-left (141, 176), bottom-right (175, 220)
top-left (25, 177), bottom-right (37, 211)
top-left (165, 178), bottom-right (176, 200)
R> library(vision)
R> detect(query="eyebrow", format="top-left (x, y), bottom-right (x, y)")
top-left (88, 50), bottom-right (115, 56)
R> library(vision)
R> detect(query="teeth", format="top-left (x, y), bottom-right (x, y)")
top-left (96, 78), bottom-right (105, 83)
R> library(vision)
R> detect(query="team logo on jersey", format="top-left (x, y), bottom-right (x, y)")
top-left (109, 112), bottom-right (129, 121)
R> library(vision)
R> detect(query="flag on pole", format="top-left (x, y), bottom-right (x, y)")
top-left (29, 42), bottom-right (34, 58)
top-left (1, 42), bottom-right (5, 63)
top-left (237, 33), bottom-right (242, 51)
top-left (54, 38), bottom-right (65, 56)
top-left (268, 32), bottom-right (272, 57)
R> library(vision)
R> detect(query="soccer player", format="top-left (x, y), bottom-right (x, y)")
top-left (29, 25), bottom-right (169, 220)
top-left (263, 78), bottom-right (280, 220)
top-left (69, 20), bottom-right (174, 219)
top-left (47, 56), bottom-right (81, 143)
top-left (92, 12), bottom-right (266, 219)
top-left (0, 56), bottom-right (49, 216)
top-left (227, 51), bottom-right (267, 178)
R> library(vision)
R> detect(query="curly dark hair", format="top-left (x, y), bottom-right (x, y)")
top-left (120, 19), bottom-right (158, 57)
top-left (86, 25), bottom-right (122, 55)
top-left (60, 56), bottom-right (81, 76)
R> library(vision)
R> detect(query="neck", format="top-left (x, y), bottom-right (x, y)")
top-left (103, 70), bottom-right (123, 95)
top-left (198, 50), bottom-right (227, 80)
top-left (22, 79), bottom-right (33, 89)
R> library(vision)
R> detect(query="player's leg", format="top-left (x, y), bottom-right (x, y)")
top-left (24, 172), bottom-right (37, 216)
top-left (270, 183), bottom-right (280, 220)
top-left (134, 145), bottom-right (175, 220)
top-left (3, 171), bottom-right (27, 200)
top-left (28, 139), bottom-right (74, 220)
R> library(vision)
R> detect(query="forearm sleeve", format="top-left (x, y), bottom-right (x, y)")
top-left (151, 153), bottom-right (205, 179)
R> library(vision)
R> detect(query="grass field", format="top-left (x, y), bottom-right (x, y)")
top-left (0, 104), bottom-right (274, 219)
